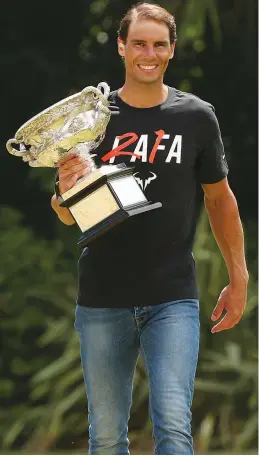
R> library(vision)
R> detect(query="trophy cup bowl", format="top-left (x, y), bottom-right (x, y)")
top-left (6, 82), bottom-right (111, 168)
top-left (6, 82), bottom-right (161, 248)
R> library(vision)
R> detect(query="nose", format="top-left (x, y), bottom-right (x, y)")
top-left (143, 45), bottom-right (156, 57)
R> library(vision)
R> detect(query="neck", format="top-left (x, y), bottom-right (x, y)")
top-left (118, 77), bottom-right (168, 108)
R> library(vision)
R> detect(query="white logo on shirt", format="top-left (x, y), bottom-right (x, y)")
top-left (133, 171), bottom-right (157, 190)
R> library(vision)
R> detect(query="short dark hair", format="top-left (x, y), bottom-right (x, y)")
top-left (118, 2), bottom-right (177, 44)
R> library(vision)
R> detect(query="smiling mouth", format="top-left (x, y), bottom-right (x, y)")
top-left (137, 64), bottom-right (159, 71)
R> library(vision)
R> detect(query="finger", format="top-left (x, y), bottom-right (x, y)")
top-left (57, 150), bottom-right (79, 166)
top-left (78, 167), bottom-right (91, 179)
top-left (59, 156), bottom-right (82, 170)
top-left (61, 156), bottom-right (89, 171)
top-left (59, 162), bottom-right (89, 179)
top-left (66, 173), bottom-right (79, 188)
top-left (211, 313), bottom-right (238, 333)
top-left (59, 157), bottom-right (90, 176)
top-left (58, 173), bottom-right (79, 194)
top-left (211, 297), bottom-right (226, 321)
top-left (59, 167), bottom-right (90, 193)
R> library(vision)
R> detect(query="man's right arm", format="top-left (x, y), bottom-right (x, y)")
top-left (51, 194), bottom-right (75, 225)
top-left (51, 149), bottom-right (90, 225)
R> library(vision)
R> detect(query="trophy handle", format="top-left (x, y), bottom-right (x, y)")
top-left (6, 138), bottom-right (27, 157)
top-left (6, 138), bottom-right (42, 167)
top-left (97, 82), bottom-right (110, 100)
top-left (81, 82), bottom-right (110, 106)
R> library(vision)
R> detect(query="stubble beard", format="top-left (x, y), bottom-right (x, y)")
top-left (133, 73), bottom-right (163, 85)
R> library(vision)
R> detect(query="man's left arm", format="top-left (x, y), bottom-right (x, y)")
top-left (202, 177), bottom-right (249, 333)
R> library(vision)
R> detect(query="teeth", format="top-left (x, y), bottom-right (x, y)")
top-left (139, 65), bottom-right (157, 70)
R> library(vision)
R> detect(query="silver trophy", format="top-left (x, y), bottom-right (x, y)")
top-left (6, 82), bottom-right (161, 247)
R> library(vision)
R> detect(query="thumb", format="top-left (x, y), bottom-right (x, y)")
top-left (211, 295), bottom-right (226, 321)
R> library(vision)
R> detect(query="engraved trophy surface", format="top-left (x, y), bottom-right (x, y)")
top-left (6, 82), bottom-right (161, 248)
top-left (6, 82), bottom-right (111, 168)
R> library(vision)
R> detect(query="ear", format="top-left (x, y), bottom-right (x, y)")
top-left (169, 42), bottom-right (176, 60)
top-left (117, 38), bottom-right (125, 58)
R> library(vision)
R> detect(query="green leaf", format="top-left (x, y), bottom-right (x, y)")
top-left (32, 351), bottom-right (77, 384)
top-left (3, 419), bottom-right (26, 448)
top-left (233, 412), bottom-right (258, 450)
top-left (195, 378), bottom-right (235, 394)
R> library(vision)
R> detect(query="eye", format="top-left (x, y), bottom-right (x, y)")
top-left (135, 42), bottom-right (145, 48)
top-left (155, 43), bottom-right (166, 48)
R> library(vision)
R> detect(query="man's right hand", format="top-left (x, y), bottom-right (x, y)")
top-left (57, 149), bottom-right (91, 194)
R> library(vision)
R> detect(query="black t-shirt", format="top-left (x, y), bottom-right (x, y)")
top-left (74, 86), bottom-right (228, 308)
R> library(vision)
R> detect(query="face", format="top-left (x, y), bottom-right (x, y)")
top-left (118, 18), bottom-right (175, 85)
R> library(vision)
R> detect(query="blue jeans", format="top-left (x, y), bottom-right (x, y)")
top-left (74, 299), bottom-right (200, 455)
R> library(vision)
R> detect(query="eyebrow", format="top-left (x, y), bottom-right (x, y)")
top-left (131, 39), bottom-right (169, 45)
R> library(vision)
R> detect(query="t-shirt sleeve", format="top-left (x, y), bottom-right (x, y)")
top-left (196, 104), bottom-right (228, 184)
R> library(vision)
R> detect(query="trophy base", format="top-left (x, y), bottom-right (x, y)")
top-left (59, 164), bottom-right (162, 248)
top-left (77, 201), bottom-right (162, 248)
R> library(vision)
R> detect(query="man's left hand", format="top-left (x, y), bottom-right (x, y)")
top-left (211, 283), bottom-right (247, 333)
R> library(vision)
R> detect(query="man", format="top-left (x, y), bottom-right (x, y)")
top-left (51, 3), bottom-right (249, 454)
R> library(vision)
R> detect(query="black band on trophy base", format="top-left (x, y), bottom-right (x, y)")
top-left (58, 167), bottom-right (134, 209)
top-left (58, 175), bottom-right (108, 209)
top-left (77, 201), bottom-right (162, 248)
